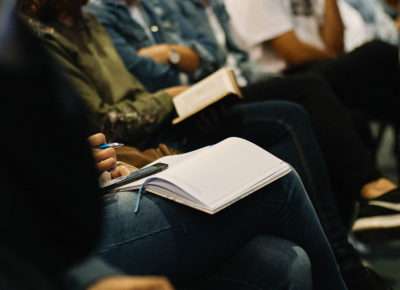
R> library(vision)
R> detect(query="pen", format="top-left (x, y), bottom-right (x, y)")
top-left (97, 142), bottom-right (124, 149)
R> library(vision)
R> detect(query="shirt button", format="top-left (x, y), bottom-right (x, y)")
top-left (151, 26), bottom-right (159, 32)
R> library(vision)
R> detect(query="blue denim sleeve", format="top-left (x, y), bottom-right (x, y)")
top-left (102, 24), bottom-right (182, 92)
top-left (64, 256), bottom-right (124, 290)
top-left (176, 13), bottom-right (219, 80)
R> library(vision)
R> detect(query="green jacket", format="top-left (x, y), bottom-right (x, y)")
top-left (26, 13), bottom-right (174, 145)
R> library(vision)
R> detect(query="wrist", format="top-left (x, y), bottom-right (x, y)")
top-left (167, 46), bottom-right (181, 65)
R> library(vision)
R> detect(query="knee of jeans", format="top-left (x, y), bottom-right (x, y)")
top-left (272, 241), bottom-right (312, 289)
top-left (286, 245), bottom-right (312, 286)
top-left (281, 170), bottom-right (307, 202)
top-left (102, 190), bottom-right (140, 215)
top-left (248, 236), bottom-right (312, 288)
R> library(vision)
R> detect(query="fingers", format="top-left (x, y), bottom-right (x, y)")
top-left (94, 147), bottom-right (117, 173)
top-left (88, 133), bottom-right (107, 147)
top-left (111, 164), bottom-right (137, 179)
top-left (88, 133), bottom-right (117, 173)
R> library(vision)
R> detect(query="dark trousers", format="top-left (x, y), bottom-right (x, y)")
top-left (288, 40), bottom-right (400, 121)
top-left (241, 74), bottom-right (382, 223)
top-left (152, 100), bottom-right (363, 273)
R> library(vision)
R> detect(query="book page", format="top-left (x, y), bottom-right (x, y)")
top-left (172, 68), bottom-right (237, 118)
top-left (116, 146), bottom-right (209, 190)
top-left (151, 137), bottom-right (290, 207)
top-left (116, 137), bottom-right (291, 214)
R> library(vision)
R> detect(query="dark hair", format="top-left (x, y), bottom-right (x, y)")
top-left (17, 0), bottom-right (88, 23)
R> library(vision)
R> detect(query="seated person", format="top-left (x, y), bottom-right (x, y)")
top-left (86, 0), bottom-right (397, 285)
top-left (16, 0), bottom-right (395, 288)
top-left (89, 0), bottom-right (219, 92)
top-left (224, 0), bottom-right (400, 233)
top-left (223, 0), bottom-right (400, 126)
top-left (1, 5), bottom-right (346, 289)
top-left (86, 0), bottom-right (400, 225)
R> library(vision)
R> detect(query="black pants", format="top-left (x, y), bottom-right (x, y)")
top-left (241, 74), bottom-right (382, 222)
top-left (287, 40), bottom-right (400, 121)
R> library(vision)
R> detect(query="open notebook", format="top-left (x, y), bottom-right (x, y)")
top-left (116, 137), bottom-right (292, 214)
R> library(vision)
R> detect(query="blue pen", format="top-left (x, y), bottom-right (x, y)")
top-left (97, 142), bottom-right (124, 149)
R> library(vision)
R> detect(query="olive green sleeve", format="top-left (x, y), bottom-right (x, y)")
top-left (43, 39), bottom-right (174, 144)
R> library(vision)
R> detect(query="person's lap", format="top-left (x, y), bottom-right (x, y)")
top-left (148, 100), bottom-right (361, 268)
top-left (186, 235), bottom-right (312, 290)
top-left (95, 171), bottom-right (346, 289)
top-left (286, 40), bottom-right (400, 118)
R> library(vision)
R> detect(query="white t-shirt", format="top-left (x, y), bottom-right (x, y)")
top-left (224, 0), bottom-right (326, 72)
top-left (336, 0), bottom-right (372, 52)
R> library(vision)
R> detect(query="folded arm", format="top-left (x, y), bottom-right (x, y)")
top-left (271, 0), bottom-right (344, 66)
top-left (138, 43), bottom-right (201, 73)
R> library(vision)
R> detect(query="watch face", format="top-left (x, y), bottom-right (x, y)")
top-left (169, 50), bottom-right (181, 65)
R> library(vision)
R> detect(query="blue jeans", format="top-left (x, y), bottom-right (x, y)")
top-left (174, 100), bottom-right (362, 272)
top-left (96, 171), bottom-right (346, 289)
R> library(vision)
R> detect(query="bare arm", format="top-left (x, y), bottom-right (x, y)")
top-left (271, 0), bottom-right (344, 66)
top-left (319, 0), bottom-right (344, 55)
top-left (137, 44), bottom-right (201, 73)
top-left (271, 31), bottom-right (334, 66)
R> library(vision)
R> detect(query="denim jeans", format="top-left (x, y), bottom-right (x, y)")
top-left (169, 100), bottom-right (362, 273)
top-left (96, 171), bottom-right (346, 289)
top-left (241, 74), bottom-right (381, 224)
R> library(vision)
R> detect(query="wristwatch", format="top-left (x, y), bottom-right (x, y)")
top-left (168, 49), bottom-right (181, 65)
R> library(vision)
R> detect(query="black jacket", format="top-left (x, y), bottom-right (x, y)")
top-left (0, 4), bottom-right (102, 288)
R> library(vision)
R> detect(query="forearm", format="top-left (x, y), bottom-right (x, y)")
top-left (168, 44), bottom-right (201, 73)
top-left (320, 0), bottom-right (344, 55)
top-left (137, 44), bottom-right (200, 73)
top-left (271, 31), bottom-right (333, 66)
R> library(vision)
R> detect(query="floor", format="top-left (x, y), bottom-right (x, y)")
top-left (353, 124), bottom-right (400, 289)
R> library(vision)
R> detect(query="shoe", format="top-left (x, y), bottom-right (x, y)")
top-left (341, 266), bottom-right (393, 290)
top-left (370, 188), bottom-right (400, 208)
top-left (352, 199), bottom-right (400, 242)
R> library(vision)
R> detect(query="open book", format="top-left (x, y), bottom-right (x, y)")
top-left (172, 68), bottom-right (242, 124)
top-left (115, 137), bottom-right (292, 214)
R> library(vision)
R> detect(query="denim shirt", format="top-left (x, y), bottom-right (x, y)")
top-left (343, 0), bottom-right (399, 45)
top-left (85, 0), bottom-right (218, 92)
top-left (378, 0), bottom-right (399, 20)
top-left (175, 0), bottom-right (280, 84)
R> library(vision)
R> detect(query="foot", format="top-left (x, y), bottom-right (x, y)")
top-left (360, 178), bottom-right (397, 200)
top-left (341, 266), bottom-right (393, 290)
top-left (353, 192), bottom-right (400, 242)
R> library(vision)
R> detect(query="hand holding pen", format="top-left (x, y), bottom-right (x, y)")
top-left (88, 133), bottom-right (121, 174)
top-left (88, 133), bottom-right (135, 180)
